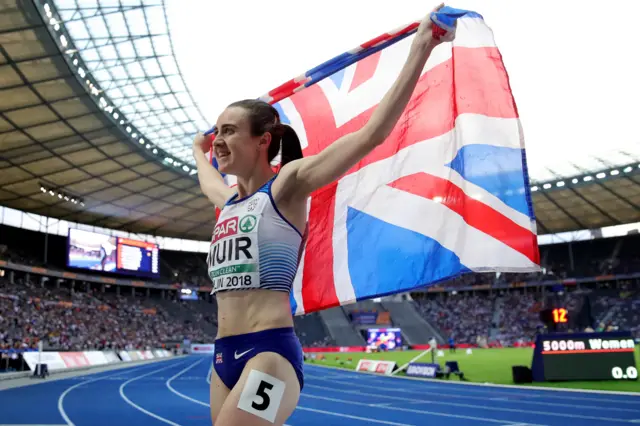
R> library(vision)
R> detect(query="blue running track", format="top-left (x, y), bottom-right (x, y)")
top-left (1, 356), bottom-right (638, 425)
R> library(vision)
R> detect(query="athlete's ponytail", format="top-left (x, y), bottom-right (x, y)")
top-left (267, 123), bottom-right (303, 167)
top-left (279, 124), bottom-right (303, 166)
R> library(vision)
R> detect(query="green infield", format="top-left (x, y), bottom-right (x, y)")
top-left (305, 347), bottom-right (640, 393)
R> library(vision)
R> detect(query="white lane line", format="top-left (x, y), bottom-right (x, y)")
top-left (305, 383), bottom-right (630, 423)
top-left (296, 406), bottom-right (414, 425)
top-left (305, 374), bottom-right (640, 413)
top-left (58, 360), bottom-right (179, 426)
top-left (119, 362), bottom-right (190, 426)
top-left (206, 360), bottom-right (212, 385)
top-left (166, 358), bottom-right (209, 407)
top-left (162, 361), bottom-right (294, 426)
top-left (302, 393), bottom-right (547, 426)
top-left (305, 364), bottom-right (640, 399)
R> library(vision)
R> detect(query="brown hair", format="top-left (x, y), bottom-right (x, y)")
top-left (227, 99), bottom-right (303, 167)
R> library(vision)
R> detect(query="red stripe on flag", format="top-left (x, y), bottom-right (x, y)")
top-left (349, 52), bottom-right (382, 92)
top-left (360, 33), bottom-right (393, 50)
top-left (390, 172), bottom-right (539, 264)
top-left (268, 77), bottom-right (298, 97)
top-left (294, 46), bottom-right (522, 312)
top-left (295, 46), bottom-right (518, 159)
top-left (301, 182), bottom-right (340, 311)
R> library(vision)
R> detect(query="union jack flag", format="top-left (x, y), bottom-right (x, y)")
top-left (210, 9), bottom-right (540, 316)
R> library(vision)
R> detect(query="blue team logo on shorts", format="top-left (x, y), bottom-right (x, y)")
top-left (216, 353), bottom-right (223, 364)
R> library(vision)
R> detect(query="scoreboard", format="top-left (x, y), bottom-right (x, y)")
top-left (531, 331), bottom-right (638, 382)
top-left (116, 237), bottom-right (159, 277)
top-left (539, 307), bottom-right (569, 331)
top-left (67, 229), bottom-right (159, 278)
top-left (367, 328), bottom-right (402, 351)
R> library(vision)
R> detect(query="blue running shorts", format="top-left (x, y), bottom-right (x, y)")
top-left (213, 327), bottom-right (304, 391)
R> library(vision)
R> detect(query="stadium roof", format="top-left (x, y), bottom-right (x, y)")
top-left (0, 0), bottom-right (639, 242)
top-left (50, 0), bottom-right (209, 165)
top-left (0, 0), bottom-right (214, 240)
top-left (529, 167), bottom-right (640, 235)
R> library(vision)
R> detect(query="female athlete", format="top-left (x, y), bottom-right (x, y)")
top-left (193, 4), bottom-right (451, 425)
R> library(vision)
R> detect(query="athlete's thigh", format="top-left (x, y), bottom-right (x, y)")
top-left (215, 352), bottom-right (301, 426)
top-left (210, 364), bottom-right (231, 425)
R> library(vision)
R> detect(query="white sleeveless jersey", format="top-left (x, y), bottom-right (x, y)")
top-left (207, 176), bottom-right (305, 295)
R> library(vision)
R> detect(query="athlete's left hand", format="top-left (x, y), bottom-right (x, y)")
top-left (414, 3), bottom-right (450, 49)
top-left (193, 132), bottom-right (212, 154)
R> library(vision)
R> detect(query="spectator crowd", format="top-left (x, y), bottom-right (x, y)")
top-left (0, 277), bottom-right (210, 352)
top-left (1, 228), bottom-right (639, 355)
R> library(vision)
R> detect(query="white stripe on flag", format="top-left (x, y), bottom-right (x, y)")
top-left (454, 17), bottom-right (499, 49)
top-left (357, 185), bottom-right (538, 271)
top-left (316, 17), bottom-right (498, 128)
top-left (337, 115), bottom-right (532, 232)
top-left (337, 59), bottom-right (356, 94)
top-left (277, 96), bottom-right (309, 151)
top-left (332, 115), bottom-right (533, 304)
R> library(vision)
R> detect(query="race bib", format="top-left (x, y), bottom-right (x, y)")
top-left (208, 198), bottom-right (265, 293)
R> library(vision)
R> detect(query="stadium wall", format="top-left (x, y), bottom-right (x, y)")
top-left (0, 349), bottom-right (176, 382)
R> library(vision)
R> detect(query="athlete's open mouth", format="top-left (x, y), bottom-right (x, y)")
top-left (216, 151), bottom-right (230, 159)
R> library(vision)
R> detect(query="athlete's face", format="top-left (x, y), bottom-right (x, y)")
top-left (213, 107), bottom-right (270, 176)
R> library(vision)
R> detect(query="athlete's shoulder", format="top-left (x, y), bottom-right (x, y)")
top-left (271, 159), bottom-right (308, 203)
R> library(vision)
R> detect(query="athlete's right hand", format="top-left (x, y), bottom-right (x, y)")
top-left (193, 132), bottom-right (212, 154)
top-left (414, 3), bottom-right (447, 49)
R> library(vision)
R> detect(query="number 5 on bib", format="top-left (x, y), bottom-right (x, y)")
top-left (237, 369), bottom-right (286, 423)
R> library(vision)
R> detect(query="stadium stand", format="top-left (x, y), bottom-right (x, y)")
top-left (343, 300), bottom-right (391, 326)
top-left (3, 222), bottom-right (639, 359)
top-left (0, 274), bottom-right (210, 352)
top-left (380, 300), bottom-right (441, 345)
top-left (0, 225), bottom-right (336, 364)
top-left (293, 312), bottom-right (335, 348)
top-left (317, 307), bottom-right (366, 346)
top-left (411, 235), bottom-right (640, 346)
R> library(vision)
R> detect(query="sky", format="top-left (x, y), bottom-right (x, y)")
top-left (166, 0), bottom-right (640, 182)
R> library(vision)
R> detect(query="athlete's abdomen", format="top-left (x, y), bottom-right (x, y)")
top-left (215, 289), bottom-right (294, 338)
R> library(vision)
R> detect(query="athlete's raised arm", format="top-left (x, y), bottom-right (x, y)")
top-left (193, 133), bottom-right (236, 209)
top-left (276, 4), bottom-right (448, 201)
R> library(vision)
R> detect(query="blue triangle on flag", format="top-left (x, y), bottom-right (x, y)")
top-left (328, 68), bottom-right (347, 90)
top-left (445, 144), bottom-right (533, 218)
top-left (273, 102), bottom-right (291, 125)
top-left (346, 207), bottom-right (471, 300)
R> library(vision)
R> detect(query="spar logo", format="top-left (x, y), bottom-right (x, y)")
top-left (209, 215), bottom-right (254, 270)
top-left (213, 217), bottom-right (238, 243)
top-left (239, 215), bottom-right (257, 233)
